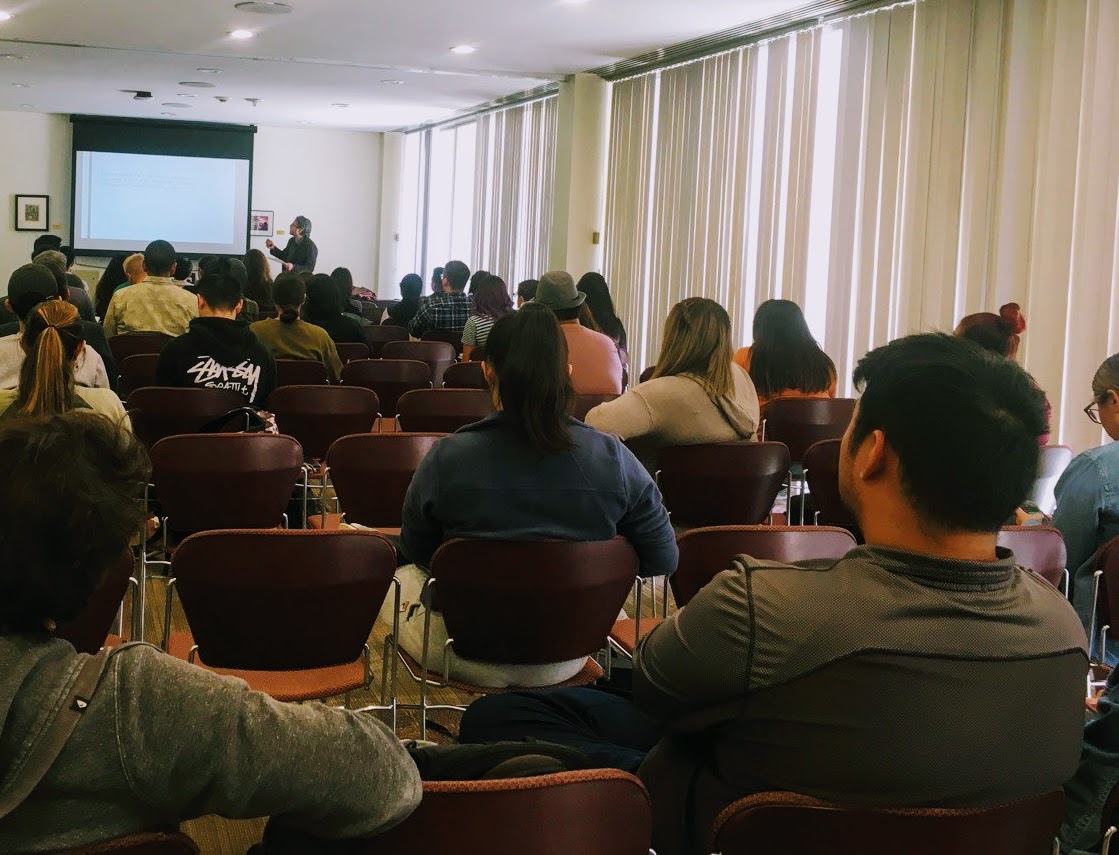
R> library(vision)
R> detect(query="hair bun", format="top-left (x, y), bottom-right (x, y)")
top-left (998, 303), bottom-right (1026, 335)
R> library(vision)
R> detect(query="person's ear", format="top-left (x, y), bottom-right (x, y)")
top-left (169, 261), bottom-right (177, 278)
top-left (197, 295), bottom-right (206, 312)
top-left (3, 298), bottom-right (9, 312)
top-left (568, 363), bottom-right (574, 377)
top-left (482, 361), bottom-right (497, 388)
top-left (236, 299), bottom-right (244, 314)
top-left (859, 429), bottom-right (889, 481)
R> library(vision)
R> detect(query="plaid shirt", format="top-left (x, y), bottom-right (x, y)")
top-left (408, 293), bottom-right (470, 338)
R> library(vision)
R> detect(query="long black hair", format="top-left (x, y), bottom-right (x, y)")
top-left (273, 272), bottom-right (306, 324)
top-left (485, 303), bottom-right (574, 453)
top-left (748, 299), bottom-right (834, 397)
top-left (94, 254), bottom-right (128, 320)
top-left (577, 272), bottom-right (626, 351)
top-left (330, 267), bottom-right (355, 313)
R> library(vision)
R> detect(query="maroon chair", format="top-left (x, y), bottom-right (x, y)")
top-left (275, 358), bottom-right (329, 387)
top-left (421, 327), bottom-right (465, 357)
top-left (166, 529), bottom-right (396, 703)
top-left (262, 770), bottom-right (653, 855)
top-left (997, 526), bottom-right (1068, 593)
top-left (126, 387), bottom-right (248, 450)
top-left (55, 551), bottom-right (134, 653)
top-left (657, 442), bottom-right (791, 528)
top-left (359, 301), bottom-right (384, 325)
top-left (267, 385), bottom-right (379, 460)
top-left (56, 831), bottom-right (200, 854)
top-left (711, 789), bottom-right (1065, 855)
top-left (383, 340), bottom-right (457, 387)
top-left (442, 360), bottom-right (487, 390)
top-left (397, 388), bottom-right (496, 433)
top-left (342, 359), bottom-right (432, 416)
top-left (803, 439), bottom-right (860, 535)
top-left (108, 332), bottom-right (173, 368)
top-left (119, 353), bottom-right (160, 398)
top-left (335, 342), bottom-right (371, 364)
top-left (361, 324), bottom-right (408, 358)
top-left (572, 393), bottom-right (618, 421)
top-left (1090, 536), bottom-right (1119, 665)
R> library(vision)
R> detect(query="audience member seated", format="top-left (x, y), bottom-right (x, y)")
top-left (408, 259), bottom-right (471, 339)
top-left (586, 298), bottom-right (758, 475)
top-left (534, 271), bottom-right (623, 395)
top-left (118, 252), bottom-right (146, 293)
top-left (385, 273), bottom-right (424, 327)
top-left (32, 249), bottom-right (96, 324)
top-left (0, 301), bottom-right (127, 427)
top-left (428, 265), bottom-right (444, 299)
top-left (93, 255), bottom-right (128, 321)
top-left (462, 274), bottom-right (513, 360)
top-left (156, 267), bottom-right (277, 406)
top-left (0, 412), bottom-right (420, 851)
top-left (60, 245), bottom-right (93, 307)
top-left (199, 256), bottom-right (258, 323)
top-left (0, 265), bottom-right (115, 386)
top-left (172, 255), bottom-right (193, 287)
top-left (244, 248), bottom-right (277, 317)
top-left (733, 298), bottom-right (837, 408)
top-left (102, 241), bottom-right (197, 338)
top-left (331, 267), bottom-right (370, 327)
top-left (1052, 354), bottom-right (1119, 648)
top-left (955, 302), bottom-right (1050, 444)
top-left (516, 278), bottom-right (538, 308)
top-left (251, 273), bottom-right (343, 383)
top-left (303, 274), bottom-right (365, 345)
top-left (468, 268), bottom-right (489, 297)
top-left (461, 333), bottom-right (1088, 855)
top-left (383, 303), bottom-right (677, 688)
top-left (577, 272), bottom-right (628, 354)
top-left (1061, 669), bottom-right (1119, 853)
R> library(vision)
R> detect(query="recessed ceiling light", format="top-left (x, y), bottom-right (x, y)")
top-left (197, 67), bottom-right (222, 73)
top-left (235, 1), bottom-right (292, 14)
top-left (381, 79), bottom-right (404, 85)
top-left (297, 120), bottom-right (311, 125)
top-left (161, 112), bottom-right (176, 116)
top-left (176, 93), bottom-right (198, 98)
top-left (179, 81), bottom-right (215, 88)
top-left (229, 29), bottom-right (255, 39)
top-left (0, 53), bottom-right (25, 60)
top-left (450, 45), bottom-right (476, 54)
top-left (331, 102), bottom-right (349, 108)
top-left (0, 11), bottom-right (12, 21)
top-left (162, 102), bottom-right (190, 108)
top-left (19, 103), bottom-right (33, 108)
top-left (10, 82), bottom-right (28, 87)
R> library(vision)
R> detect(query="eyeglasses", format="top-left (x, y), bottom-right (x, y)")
top-left (1085, 401), bottom-right (1101, 424)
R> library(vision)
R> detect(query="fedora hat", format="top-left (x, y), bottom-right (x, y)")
top-left (533, 271), bottom-right (585, 311)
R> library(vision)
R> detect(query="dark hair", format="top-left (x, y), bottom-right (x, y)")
top-left (553, 306), bottom-right (582, 322)
top-left (31, 251), bottom-right (68, 299)
top-left (577, 273), bottom-right (625, 347)
top-left (196, 272), bottom-right (243, 311)
top-left (443, 260), bottom-right (470, 292)
top-left (471, 275), bottom-right (513, 320)
top-left (749, 299), bottom-right (833, 397)
top-left (330, 267), bottom-right (355, 313)
top-left (173, 256), bottom-right (193, 282)
top-left (431, 266), bottom-right (444, 293)
top-left (60, 246), bottom-right (76, 268)
top-left (0, 413), bottom-right (149, 633)
top-left (143, 240), bottom-right (177, 276)
top-left (469, 269), bottom-right (489, 296)
top-left (955, 303), bottom-right (1026, 359)
top-left (94, 255), bottom-right (128, 319)
top-left (517, 279), bottom-right (539, 301)
top-left (485, 303), bottom-right (574, 453)
top-left (8, 264), bottom-right (58, 319)
top-left (400, 273), bottom-right (423, 300)
top-left (305, 273), bottom-right (342, 323)
top-left (850, 333), bottom-right (1047, 533)
top-left (293, 215), bottom-right (312, 237)
top-left (244, 248), bottom-right (274, 311)
top-left (273, 272), bottom-right (306, 324)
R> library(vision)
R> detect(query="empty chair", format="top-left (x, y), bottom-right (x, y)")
top-left (711, 789), bottom-right (1065, 855)
top-left (108, 332), bottom-right (172, 368)
top-left (442, 360), bottom-right (487, 390)
top-left (335, 341), bottom-right (371, 364)
top-left (573, 393), bottom-right (618, 421)
top-left (267, 385), bottom-right (379, 460)
top-left (397, 388), bottom-right (496, 433)
top-left (1089, 536), bottom-right (1119, 666)
top-left (359, 301), bottom-right (384, 324)
top-left (803, 439), bottom-right (860, 534)
top-left (362, 324), bottom-right (408, 358)
top-left (383, 340), bottom-right (457, 387)
top-left (118, 353), bottom-right (160, 398)
top-left (57, 831), bottom-right (201, 854)
top-left (421, 327), bottom-right (465, 357)
top-left (126, 387), bottom-right (248, 449)
top-left (1031, 445), bottom-right (1073, 515)
top-left (275, 358), bottom-right (329, 387)
top-left (997, 526), bottom-right (1068, 593)
top-left (657, 442), bottom-right (791, 528)
top-left (342, 359), bottom-right (432, 416)
top-left (55, 551), bottom-right (134, 653)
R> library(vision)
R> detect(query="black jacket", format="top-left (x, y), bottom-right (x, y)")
top-left (385, 298), bottom-right (420, 328)
top-left (155, 317), bottom-right (277, 406)
top-left (269, 237), bottom-right (318, 273)
top-left (305, 312), bottom-right (365, 344)
top-left (0, 318), bottom-right (116, 383)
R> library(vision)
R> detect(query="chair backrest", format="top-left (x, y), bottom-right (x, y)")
top-left (572, 393), bottom-right (619, 421)
top-left (383, 340), bottom-right (457, 387)
top-left (55, 551), bottom-right (133, 654)
top-left (442, 360), bottom-right (487, 389)
top-left (359, 301), bottom-right (383, 324)
top-left (275, 358), bottom-right (329, 387)
top-left (658, 442), bottom-right (791, 527)
top-left (335, 341), bottom-right (371, 364)
top-left (361, 324), bottom-right (408, 358)
top-left (108, 332), bottom-right (173, 366)
top-left (711, 789), bottom-right (1065, 855)
top-left (119, 353), bottom-right (161, 398)
top-left (172, 530), bottom-right (396, 670)
top-left (803, 439), bottom-right (859, 529)
top-left (421, 327), bottom-right (465, 357)
top-left (150, 433), bottom-right (304, 532)
top-left (431, 538), bottom-right (639, 663)
top-left (326, 432), bottom-right (446, 527)
top-left (761, 398), bottom-right (858, 462)
top-left (997, 526), bottom-right (1067, 591)
top-left (56, 830), bottom-right (201, 854)
top-left (267, 385), bottom-right (379, 459)
top-left (397, 388), bottom-right (496, 433)
top-left (126, 387), bottom-right (249, 449)
top-left (1093, 536), bottom-right (1119, 640)
top-left (1031, 445), bottom-right (1074, 515)
top-left (341, 358), bottom-right (432, 416)
top-left (672, 525), bottom-right (857, 605)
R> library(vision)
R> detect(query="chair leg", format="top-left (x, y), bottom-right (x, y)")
top-left (1089, 570), bottom-right (1104, 661)
top-left (1102, 825), bottom-right (1116, 855)
top-left (418, 577), bottom-right (436, 741)
top-left (161, 578), bottom-right (176, 651)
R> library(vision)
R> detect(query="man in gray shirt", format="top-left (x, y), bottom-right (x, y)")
top-left (461, 333), bottom-right (1089, 854)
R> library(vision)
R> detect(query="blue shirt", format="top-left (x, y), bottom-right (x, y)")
top-left (1061, 669), bottom-right (1119, 853)
top-left (401, 412), bottom-right (678, 577)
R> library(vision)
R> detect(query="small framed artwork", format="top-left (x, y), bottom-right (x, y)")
top-left (14, 194), bottom-right (49, 231)
top-left (250, 210), bottom-right (274, 236)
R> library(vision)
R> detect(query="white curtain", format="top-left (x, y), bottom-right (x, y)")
top-left (604, 0), bottom-right (1119, 452)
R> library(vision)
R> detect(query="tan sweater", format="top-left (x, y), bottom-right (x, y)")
top-left (585, 366), bottom-right (759, 475)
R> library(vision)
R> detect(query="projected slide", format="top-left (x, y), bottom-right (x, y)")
top-left (73, 151), bottom-right (250, 255)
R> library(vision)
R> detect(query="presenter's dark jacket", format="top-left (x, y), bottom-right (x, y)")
top-left (156, 316), bottom-right (276, 407)
top-left (269, 237), bottom-right (318, 274)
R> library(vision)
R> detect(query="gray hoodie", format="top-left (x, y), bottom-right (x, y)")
top-left (0, 636), bottom-right (421, 852)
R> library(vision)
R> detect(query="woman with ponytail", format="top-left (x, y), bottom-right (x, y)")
top-left (250, 272), bottom-right (343, 383)
top-left (0, 300), bottom-right (128, 426)
top-left (387, 302), bottom-right (677, 688)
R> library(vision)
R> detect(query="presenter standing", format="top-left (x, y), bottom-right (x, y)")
top-left (266, 215), bottom-right (318, 274)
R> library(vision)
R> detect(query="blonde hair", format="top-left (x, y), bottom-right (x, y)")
top-left (651, 297), bottom-right (735, 399)
top-left (123, 253), bottom-right (145, 278)
top-left (18, 301), bottom-right (84, 416)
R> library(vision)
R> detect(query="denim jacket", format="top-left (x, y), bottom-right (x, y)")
top-left (1061, 669), bottom-right (1119, 853)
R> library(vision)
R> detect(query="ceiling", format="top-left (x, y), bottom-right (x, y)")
top-left (0, 0), bottom-right (816, 131)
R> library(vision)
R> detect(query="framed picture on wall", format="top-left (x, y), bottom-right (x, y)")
top-left (14, 194), bottom-right (49, 231)
top-left (250, 210), bottom-right (274, 236)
